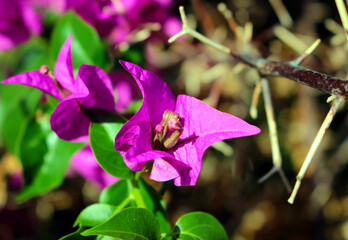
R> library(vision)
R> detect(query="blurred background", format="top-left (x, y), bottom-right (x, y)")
top-left (1, 0), bottom-right (348, 239)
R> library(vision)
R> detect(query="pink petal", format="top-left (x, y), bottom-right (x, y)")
top-left (150, 157), bottom-right (191, 183)
top-left (116, 121), bottom-right (153, 171)
top-left (50, 93), bottom-right (90, 142)
top-left (115, 61), bottom-right (176, 172)
top-left (150, 158), bottom-right (179, 181)
top-left (119, 61), bottom-right (175, 127)
top-left (76, 64), bottom-right (115, 111)
top-left (172, 95), bottom-right (261, 186)
top-left (19, 0), bottom-right (42, 35)
top-left (1, 70), bottom-right (63, 100)
top-left (0, 29), bottom-right (29, 51)
top-left (54, 35), bottom-right (75, 93)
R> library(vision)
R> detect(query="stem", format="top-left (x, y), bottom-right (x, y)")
top-left (115, 195), bottom-right (132, 213)
top-left (269, 0), bottom-right (293, 27)
top-left (131, 179), bottom-right (146, 208)
top-left (258, 78), bottom-right (291, 192)
top-left (292, 39), bottom-right (321, 66)
top-left (134, 170), bottom-right (142, 181)
top-left (161, 232), bottom-right (179, 239)
top-left (250, 80), bottom-right (262, 119)
top-left (159, 181), bottom-right (171, 197)
top-left (288, 96), bottom-right (345, 204)
top-left (335, 0), bottom-right (348, 44)
top-left (168, 6), bottom-right (231, 54)
top-left (170, 7), bottom-right (348, 98)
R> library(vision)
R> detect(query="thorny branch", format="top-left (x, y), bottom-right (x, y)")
top-left (169, 6), bottom-right (347, 204)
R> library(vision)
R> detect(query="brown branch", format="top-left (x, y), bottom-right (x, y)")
top-left (228, 52), bottom-right (348, 98)
top-left (257, 61), bottom-right (348, 98)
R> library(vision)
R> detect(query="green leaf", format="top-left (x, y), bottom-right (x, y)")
top-left (99, 180), bottom-right (133, 207)
top-left (99, 179), bottom-right (171, 234)
top-left (19, 117), bottom-right (48, 184)
top-left (50, 11), bottom-right (109, 72)
top-left (0, 85), bottom-right (42, 153)
top-left (0, 36), bottom-right (49, 75)
top-left (59, 226), bottom-right (94, 240)
top-left (89, 117), bottom-right (134, 179)
top-left (97, 237), bottom-right (118, 240)
top-left (74, 203), bottom-right (117, 228)
top-left (138, 179), bottom-right (171, 234)
top-left (16, 116), bottom-right (84, 202)
top-left (14, 37), bottom-right (49, 73)
top-left (81, 207), bottom-right (161, 240)
top-left (173, 212), bottom-right (228, 240)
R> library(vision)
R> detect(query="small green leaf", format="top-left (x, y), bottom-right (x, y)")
top-left (173, 212), bottom-right (228, 240)
top-left (50, 11), bottom-right (109, 72)
top-left (0, 85), bottom-right (42, 154)
top-left (99, 180), bottom-right (133, 206)
top-left (74, 203), bottom-right (117, 228)
top-left (89, 117), bottom-right (134, 179)
top-left (99, 179), bottom-right (171, 234)
top-left (81, 207), bottom-right (161, 240)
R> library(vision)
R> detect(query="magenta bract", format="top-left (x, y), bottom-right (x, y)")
top-left (1, 35), bottom-right (115, 141)
top-left (0, 0), bottom-right (41, 51)
top-left (114, 61), bottom-right (261, 186)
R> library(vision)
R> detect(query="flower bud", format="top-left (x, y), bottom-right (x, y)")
top-left (40, 65), bottom-right (49, 74)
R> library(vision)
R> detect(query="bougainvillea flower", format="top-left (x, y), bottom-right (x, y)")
top-left (110, 0), bottom-right (181, 45)
top-left (69, 144), bottom-right (118, 189)
top-left (30, 0), bottom-right (65, 14)
top-left (1, 35), bottom-right (115, 141)
top-left (114, 61), bottom-right (261, 186)
top-left (0, 0), bottom-right (41, 51)
top-left (65, 0), bottom-right (119, 38)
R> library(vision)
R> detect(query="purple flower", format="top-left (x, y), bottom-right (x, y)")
top-left (0, 0), bottom-right (41, 51)
top-left (1, 35), bottom-right (115, 141)
top-left (30, 0), bottom-right (65, 14)
top-left (69, 144), bottom-right (118, 189)
top-left (111, 0), bottom-right (181, 44)
top-left (114, 61), bottom-right (261, 186)
top-left (65, 0), bottom-right (119, 38)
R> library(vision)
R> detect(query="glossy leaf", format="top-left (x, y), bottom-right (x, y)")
top-left (99, 179), bottom-right (171, 234)
top-left (59, 226), bottom-right (94, 240)
top-left (173, 212), bottom-right (228, 240)
top-left (89, 119), bottom-right (134, 179)
top-left (0, 85), bottom-right (42, 154)
top-left (50, 11), bottom-right (109, 73)
top-left (81, 207), bottom-right (161, 240)
top-left (74, 203), bottom-right (117, 228)
top-left (99, 180), bottom-right (133, 207)
top-left (16, 116), bottom-right (84, 202)
top-left (19, 117), bottom-right (48, 184)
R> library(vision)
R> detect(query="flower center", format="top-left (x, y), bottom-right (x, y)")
top-left (153, 110), bottom-right (183, 150)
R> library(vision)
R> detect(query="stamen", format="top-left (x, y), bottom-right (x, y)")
top-left (39, 65), bottom-right (72, 98)
top-left (153, 110), bottom-right (183, 150)
top-left (155, 124), bottom-right (164, 133)
top-left (168, 118), bottom-right (182, 131)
